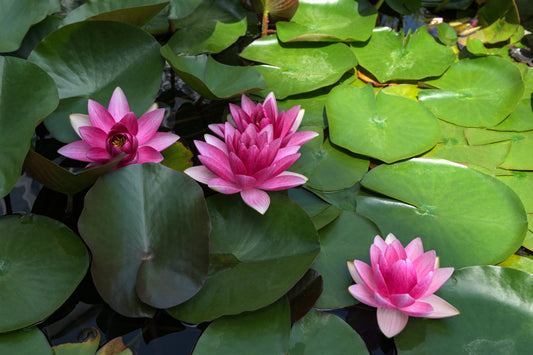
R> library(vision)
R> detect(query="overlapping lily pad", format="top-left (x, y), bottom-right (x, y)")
top-left (351, 26), bottom-right (455, 82)
top-left (357, 158), bottom-right (527, 268)
top-left (418, 56), bottom-right (524, 127)
top-left (327, 85), bottom-right (440, 163)
top-left (276, 0), bottom-right (377, 42)
top-left (193, 297), bottom-right (290, 354)
top-left (0, 327), bottom-right (52, 354)
top-left (240, 35), bottom-right (357, 99)
top-left (0, 215), bottom-right (89, 332)
top-left (0, 56), bottom-right (58, 198)
top-left (29, 21), bottom-right (163, 142)
top-left (78, 163), bottom-right (210, 317)
top-left (396, 266), bottom-right (533, 353)
top-left (498, 254), bottom-right (533, 274)
top-left (168, 193), bottom-right (320, 323)
top-left (493, 68), bottom-right (533, 132)
top-left (0, 0), bottom-right (49, 52)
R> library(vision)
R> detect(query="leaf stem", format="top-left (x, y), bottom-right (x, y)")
top-left (261, 10), bottom-right (269, 38)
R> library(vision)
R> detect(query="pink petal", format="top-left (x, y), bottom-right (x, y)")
top-left (118, 112), bottom-right (139, 136)
top-left (399, 300), bottom-right (433, 317)
top-left (374, 262), bottom-right (390, 296)
top-left (373, 235), bottom-right (388, 253)
top-left (88, 99), bottom-right (115, 132)
top-left (208, 123), bottom-right (225, 138)
top-left (377, 308), bottom-right (409, 338)
top-left (184, 166), bottom-right (218, 184)
top-left (390, 293), bottom-right (416, 308)
top-left (353, 260), bottom-right (377, 292)
top-left (408, 271), bottom-right (433, 299)
top-left (348, 284), bottom-right (378, 308)
top-left (240, 188), bottom-right (270, 214)
top-left (235, 174), bottom-right (257, 189)
top-left (143, 132), bottom-right (179, 151)
top-left (69, 114), bottom-right (91, 138)
top-left (347, 261), bottom-right (362, 284)
top-left (421, 267), bottom-right (454, 298)
top-left (229, 152), bottom-right (248, 176)
top-left (277, 106), bottom-right (299, 138)
top-left (262, 92), bottom-right (278, 122)
top-left (388, 260), bottom-right (417, 294)
top-left (405, 237), bottom-right (424, 260)
top-left (198, 155), bottom-right (235, 183)
top-left (209, 178), bottom-right (242, 194)
top-left (384, 233), bottom-right (397, 244)
top-left (285, 130), bottom-right (319, 147)
top-left (241, 94), bottom-right (258, 116)
top-left (413, 250), bottom-right (437, 280)
top-left (255, 171), bottom-right (307, 191)
top-left (204, 134), bottom-right (227, 154)
top-left (78, 126), bottom-right (107, 149)
top-left (137, 108), bottom-right (165, 144)
top-left (271, 153), bottom-right (300, 177)
top-left (370, 244), bottom-right (382, 270)
top-left (108, 87), bottom-right (130, 121)
top-left (137, 146), bottom-right (163, 163)
top-left (86, 147), bottom-right (112, 162)
top-left (58, 141), bottom-right (92, 162)
top-left (389, 238), bottom-right (408, 260)
top-left (290, 108), bottom-right (305, 133)
top-left (420, 294), bottom-right (460, 318)
top-left (375, 292), bottom-right (396, 309)
top-left (229, 103), bottom-right (246, 131)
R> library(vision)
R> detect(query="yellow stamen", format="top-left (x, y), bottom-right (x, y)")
top-left (111, 135), bottom-right (127, 148)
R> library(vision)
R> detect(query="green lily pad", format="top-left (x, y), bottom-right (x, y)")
top-left (0, 56), bottom-right (58, 198)
top-left (327, 85), bottom-right (440, 163)
top-left (240, 35), bottom-right (357, 99)
top-left (276, 0), bottom-right (376, 42)
top-left (161, 46), bottom-right (266, 99)
top-left (193, 297), bottom-right (290, 354)
top-left (437, 23), bottom-right (457, 45)
top-left (351, 26), bottom-right (455, 83)
top-left (168, 193), bottom-right (320, 323)
top-left (288, 187), bottom-right (341, 230)
top-left (287, 269), bottom-right (324, 323)
top-left (7, 15), bottom-right (63, 59)
top-left (471, 0), bottom-right (520, 44)
top-left (161, 141), bottom-right (193, 172)
top-left (277, 93), bottom-right (328, 128)
top-left (498, 254), bottom-right (533, 274)
top-left (288, 310), bottom-right (368, 354)
top-left (96, 337), bottom-right (132, 355)
top-left (497, 171), bottom-right (533, 213)
top-left (381, 84), bottom-right (422, 101)
top-left (396, 266), bottom-right (533, 353)
top-left (0, 0), bottom-right (49, 52)
top-left (357, 158), bottom-right (527, 268)
top-left (306, 183), bottom-right (361, 211)
top-left (418, 56), bottom-right (524, 127)
top-left (29, 21), bottom-right (163, 143)
top-left (0, 214), bottom-right (89, 332)
top-left (168, 0), bottom-right (202, 19)
top-left (312, 210), bottom-right (380, 309)
top-left (63, 0), bottom-right (169, 26)
top-left (78, 163), bottom-right (210, 317)
top-left (52, 328), bottom-right (99, 355)
top-left (386, 0), bottom-right (421, 14)
top-left (0, 327), bottom-right (52, 354)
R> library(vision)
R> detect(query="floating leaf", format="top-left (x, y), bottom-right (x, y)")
top-left (327, 85), bottom-right (440, 163)
top-left (160, 142), bottom-right (193, 172)
top-left (287, 269), bottom-right (323, 324)
top-left (471, 0), bottom-right (520, 44)
top-left (0, 327), bottom-right (52, 354)
top-left (168, 193), bottom-right (320, 323)
top-left (240, 35), bottom-right (357, 99)
top-left (193, 297), bottom-right (290, 354)
top-left (78, 164), bottom-right (210, 317)
top-left (277, 93), bottom-right (328, 128)
top-left (288, 188), bottom-right (341, 230)
top-left (357, 158), bottom-right (527, 268)
top-left (29, 21), bottom-right (163, 142)
top-left (437, 22), bottom-right (457, 45)
top-left (396, 266), bottom-right (533, 353)
top-left (0, 0), bottom-right (49, 52)
top-left (418, 56), bottom-right (524, 127)
top-left (168, 0), bottom-right (202, 19)
top-left (498, 254), bottom-right (533, 274)
top-left (276, 0), bottom-right (377, 42)
top-left (0, 56), bottom-right (58, 198)
top-left (351, 26), bottom-right (455, 83)
top-left (52, 327), bottom-right (99, 355)
top-left (497, 171), bottom-right (533, 213)
top-left (0, 215), bottom-right (89, 332)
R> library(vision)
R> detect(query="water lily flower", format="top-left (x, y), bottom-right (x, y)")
top-left (185, 94), bottom-right (318, 214)
top-left (347, 234), bottom-right (459, 338)
top-left (58, 87), bottom-right (179, 169)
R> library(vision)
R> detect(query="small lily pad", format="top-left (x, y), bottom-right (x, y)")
top-left (0, 327), bottom-right (52, 354)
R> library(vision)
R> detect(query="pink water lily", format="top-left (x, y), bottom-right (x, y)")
top-left (348, 234), bottom-right (459, 338)
top-left (185, 93), bottom-right (318, 214)
top-left (58, 87), bottom-right (179, 169)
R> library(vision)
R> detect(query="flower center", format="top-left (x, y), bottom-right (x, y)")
top-left (111, 134), bottom-right (127, 148)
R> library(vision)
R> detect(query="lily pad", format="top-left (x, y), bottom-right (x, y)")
top-left (168, 0), bottom-right (202, 19)
top-left (396, 266), bottom-right (533, 354)
top-left (277, 93), bottom-right (328, 128)
top-left (497, 171), bottom-right (533, 213)
top-left (288, 188), bottom-right (341, 230)
top-left (240, 35), bottom-right (357, 99)
top-left (327, 85), bottom-right (440, 163)
top-left (418, 56), bottom-right (524, 127)
top-left (0, 0), bottom-right (49, 52)
top-left (0, 327), bottom-right (52, 354)
top-left (193, 297), bottom-right (290, 354)
top-left (288, 310), bottom-right (368, 354)
top-left (0, 214), bottom-right (89, 332)
top-left (0, 56), bottom-right (58, 198)
top-left (29, 21), bottom-right (163, 143)
top-left (161, 46), bottom-right (266, 99)
top-left (78, 163), bottom-right (210, 317)
top-left (160, 142), bottom-right (193, 172)
top-left (357, 158), bottom-right (527, 268)
top-left (498, 254), bottom-right (533, 274)
top-left (351, 26), bottom-right (455, 83)
top-left (276, 0), bottom-right (377, 42)
top-left (52, 327), bottom-right (99, 355)
top-left (168, 193), bottom-right (320, 323)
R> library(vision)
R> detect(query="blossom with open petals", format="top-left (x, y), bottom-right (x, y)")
top-left (348, 234), bottom-right (459, 338)
top-left (58, 87), bottom-right (179, 169)
top-left (185, 94), bottom-right (318, 214)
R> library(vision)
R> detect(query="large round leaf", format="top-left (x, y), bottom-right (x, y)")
top-left (78, 163), bottom-right (210, 317)
top-left (357, 158), bottom-right (527, 268)
top-left (418, 56), bottom-right (524, 127)
top-left (276, 0), bottom-right (377, 42)
top-left (0, 327), bottom-right (52, 354)
top-left (396, 266), bottom-right (533, 353)
top-left (168, 193), bottom-right (320, 323)
top-left (193, 297), bottom-right (290, 354)
top-left (351, 26), bottom-right (455, 83)
top-left (288, 310), bottom-right (368, 354)
top-left (240, 35), bottom-right (357, 99)
top-left (29, 21), bottom-right (163, 142)
top-left (493, 68), bottom-right (533, 131)
top-left (0, 214), bottom-right (89, 332)
top-left (327, 85), bottom-right (440, 163)
top-left (0, 56), bottom-right (58, 198)
top-left (0, 0), bottom-right (49, 52)
top-left (312, 210), bottom-right (380, 309)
